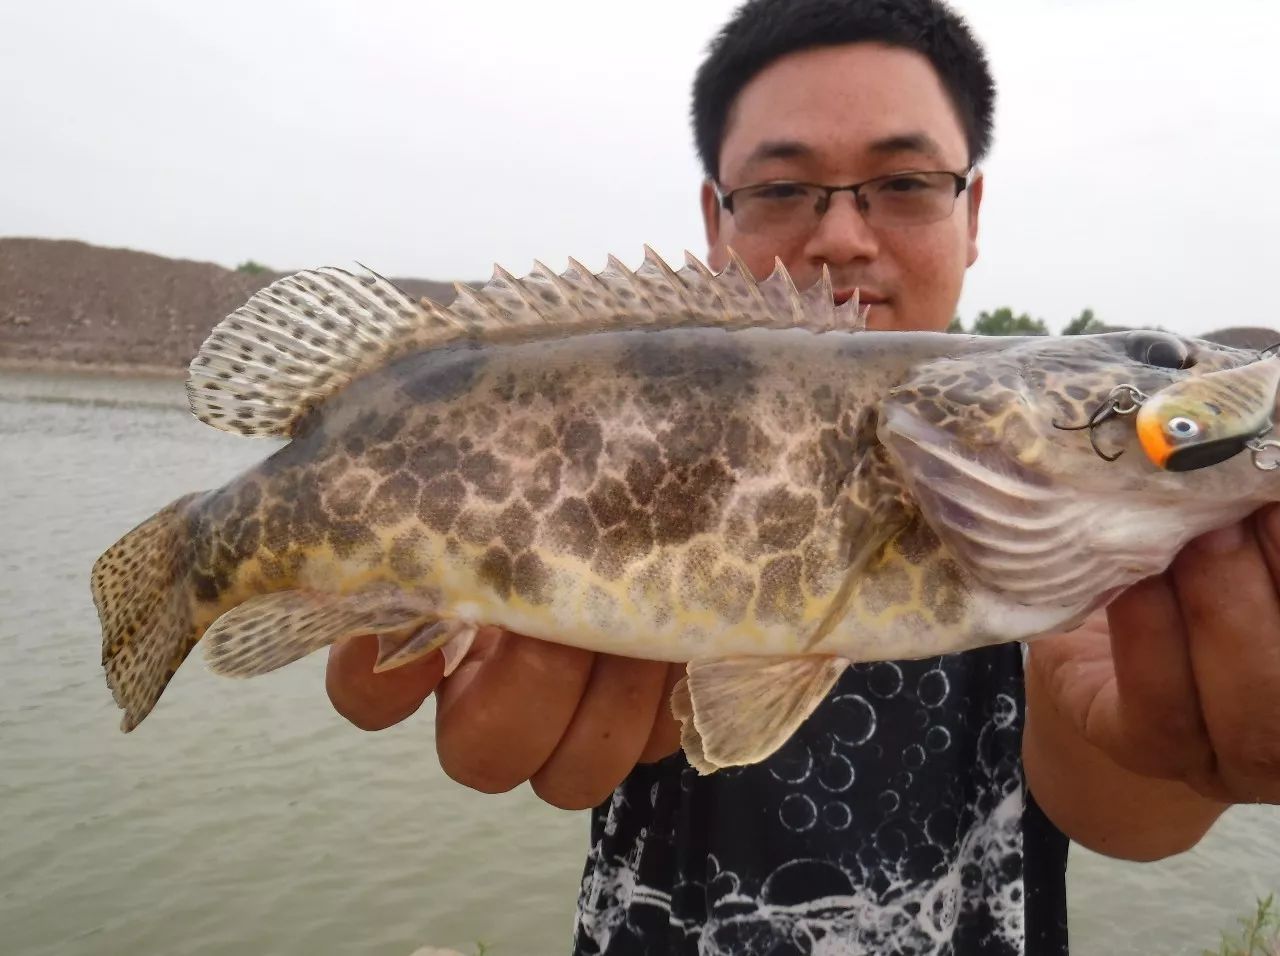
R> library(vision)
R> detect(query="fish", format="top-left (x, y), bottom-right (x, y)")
top-left (90, 248), bottom-right (1280, 773)
top-left (1135, 354), bottom-right (1280, 471)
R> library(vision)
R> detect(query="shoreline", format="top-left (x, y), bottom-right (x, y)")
top-left (0, 356), bottom-right (185, 381)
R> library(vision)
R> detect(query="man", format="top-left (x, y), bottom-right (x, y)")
top-left (327, 1), bottom-right (1280, 952)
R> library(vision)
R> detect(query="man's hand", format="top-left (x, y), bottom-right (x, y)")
top-left (326, 628), bottom-right (683, 809)
top-left (1028, 503), bottom-right (1280, 813)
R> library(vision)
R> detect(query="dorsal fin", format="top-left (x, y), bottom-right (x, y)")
top-left (187, 249), bottom-right (869, 438)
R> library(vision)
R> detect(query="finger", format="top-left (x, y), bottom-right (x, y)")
top-left (637, 663), bottom-right (684, 764)
top-left (326, 633), bottom-right (442, 731)
top-left (530, 655), bottom-right (669, 809)
top-left (435, 630), bottom-right (594, 794)
top-left (1104, 574), bottom-right (1217, 785)
top-left (1026, 617), bottom-right (1124, 740)
top-left (1175, 513), bottom-right (1280, 802)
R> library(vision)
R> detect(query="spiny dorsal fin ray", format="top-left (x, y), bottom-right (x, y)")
top-left (759, 257), bottom-right (806, 327)
top-left (635, 244), bottom-right (702, 318)
top-left (188, 250), bottom-right (863, 438)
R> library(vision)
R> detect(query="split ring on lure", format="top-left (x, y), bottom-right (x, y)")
top-left (1246, 435), bottom-right (1280, 472)
top-left (1053, 384), bottom-right (1150, 462)
top-left (1135, 355), bottom-right (1280, 472)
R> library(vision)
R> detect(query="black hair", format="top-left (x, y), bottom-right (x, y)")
top-left (691, 0), bottom-right (996, 180)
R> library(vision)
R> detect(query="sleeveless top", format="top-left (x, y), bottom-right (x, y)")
top-left (572, 644), bottom-right (1070, 955)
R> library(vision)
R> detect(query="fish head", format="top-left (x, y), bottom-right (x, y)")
top-left (884, 329), bottom-right (1273, 493)
top-left (877, 330), bottom-right (1279, 610)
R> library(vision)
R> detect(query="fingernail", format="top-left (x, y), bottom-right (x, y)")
top-left (1194, 521), bottom-right (1247, 554)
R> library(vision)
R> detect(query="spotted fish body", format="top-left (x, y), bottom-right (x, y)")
top-left (91, 250), bottom-right (1280, 771)
top-left (194, 329), bottom-right (992, 660)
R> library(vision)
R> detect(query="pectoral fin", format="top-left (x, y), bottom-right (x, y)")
top-left (203, 587), bottom-right (437, 678)
top-left (671, 655), bottom-right (848, 774)
top-left (803, 440), bottom-right (913, 650)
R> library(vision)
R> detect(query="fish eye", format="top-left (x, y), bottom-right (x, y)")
top-left (1166, 416), bottom-right (1201, 440)
top-left (1126, 332), bottom-right (1192, 369)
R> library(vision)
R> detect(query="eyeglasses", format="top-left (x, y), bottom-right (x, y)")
top-left (716, 169), bottom-right (972, 235)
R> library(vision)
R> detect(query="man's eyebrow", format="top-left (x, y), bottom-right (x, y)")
top-left (733, 132), bottom-right (958, 181)
top-left (738, 139), bottom-right (815, 171)
top-left (867, 132), bottom-right (950, 163)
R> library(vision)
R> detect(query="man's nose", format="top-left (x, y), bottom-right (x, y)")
top-left (803, 192), bottom-right (879, 266)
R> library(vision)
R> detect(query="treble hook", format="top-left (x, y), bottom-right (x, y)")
top-left (1053, 384), bottom-right (1149, 462)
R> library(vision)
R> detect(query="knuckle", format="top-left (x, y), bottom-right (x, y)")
top-left (325, 675), bottom-right (379, 732)
top-left (439, 750), bottom-right (525, 794)
top-left (1145, 709), bottom-right (1207, 756)
top-left (614, 675), bottom-right (661, 714)
top-left (638, 738), bottom-right (680, 765)
top-left (330, 693), bottom-right (406, 732)
top-left (325, 665), bottom-right (423, 732)
top-left (531, 770), bottom-right (616, 811)
top-left (341, 707), bottom-right (391, 733)
top-left (639, 715), bottom-right (682, 764)
top-left (1222, 729), bottom-right (1280, 782)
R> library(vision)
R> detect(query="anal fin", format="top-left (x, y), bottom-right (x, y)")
top-left (374, 621), bottom-right (478, 675)
top-left (203, 587), bottom-right (436, 678)
top-left (671, 655), bottom-right (848, 774)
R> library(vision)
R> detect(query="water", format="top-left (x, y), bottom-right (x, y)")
top-left (1, 369), bottom-right (1276, 956)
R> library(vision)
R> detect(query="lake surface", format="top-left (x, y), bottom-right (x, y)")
top-left (1, 369), bottom-right (1276, 956)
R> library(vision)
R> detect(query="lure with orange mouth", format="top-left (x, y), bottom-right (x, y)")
top-left (1135, 409), bottom-right (1178, 469)
top-left (1136, 356), bottom-right (1280, 472)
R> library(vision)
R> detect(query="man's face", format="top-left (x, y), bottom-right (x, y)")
top-left (702, 43), bottom-right (983, 332)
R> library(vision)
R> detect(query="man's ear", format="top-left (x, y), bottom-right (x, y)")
top-left (966, 172), bottom-right (984, 268)
top-left (700, 179), bottom-right (722, 254)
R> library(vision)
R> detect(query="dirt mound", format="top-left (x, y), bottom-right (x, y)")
top-left (2, 237), bottom-right (1275, 373)
top-left (0, 237), bottom-right (462, 371)
top-left (1202, 326), bottom-right (1280, 351)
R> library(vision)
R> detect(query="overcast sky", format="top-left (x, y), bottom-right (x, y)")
top-left (3, 0), bottom-right (1277, 334)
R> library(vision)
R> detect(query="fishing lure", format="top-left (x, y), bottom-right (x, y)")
top-left (1136, 355), bottom-right (1280, 472)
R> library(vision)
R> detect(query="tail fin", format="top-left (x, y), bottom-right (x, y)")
top-left (91, 493), bottom-right (203, 732)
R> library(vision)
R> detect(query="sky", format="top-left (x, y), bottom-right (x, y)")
top-left (2, 0), bottom-right (1277, 335)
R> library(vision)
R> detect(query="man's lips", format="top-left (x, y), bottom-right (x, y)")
top-left (834, 288), bottom-right (887, 307)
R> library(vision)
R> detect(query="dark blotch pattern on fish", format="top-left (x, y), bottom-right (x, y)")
top-left (461, 451), bottom-right (512, 502)
top-left (477, 547), bottom-right (513, 599)
top-left (419, 475), bottom-right (466, 533)
top-left (512, 552), bottom-right (552, 604)
top-left (755, 486), bottom-right (818, 551)
top-left (651, 460), bottom-right (734, 544)
top-left (756, 555), bottom-right (805, 626)
top-left (561, 417), bottom-right (604, 481)
top-left (397, 351), bottom-right (486, 404)
top-left (547, 498), bottom-right (599, 559)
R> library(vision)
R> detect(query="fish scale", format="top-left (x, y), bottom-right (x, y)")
top-left (91, 249), bottom-right (1280, 772)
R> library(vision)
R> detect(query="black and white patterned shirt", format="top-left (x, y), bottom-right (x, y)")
top-left (573, 644), bottom-right (1069, 955)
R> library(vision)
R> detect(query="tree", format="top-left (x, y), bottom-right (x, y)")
top-left (1062, 307), bottom-right (1106, 335)
top-left (946, 315), bottom-right (966, 333)
top-left (969, 307), bottom-right (1049, 336)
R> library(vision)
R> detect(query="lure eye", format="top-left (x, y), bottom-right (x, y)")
top-left (1166, 416), bottom-right (1201, 440)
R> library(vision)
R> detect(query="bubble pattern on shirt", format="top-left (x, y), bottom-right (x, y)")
top-left (573, 645), bottom-right (1049, 956)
